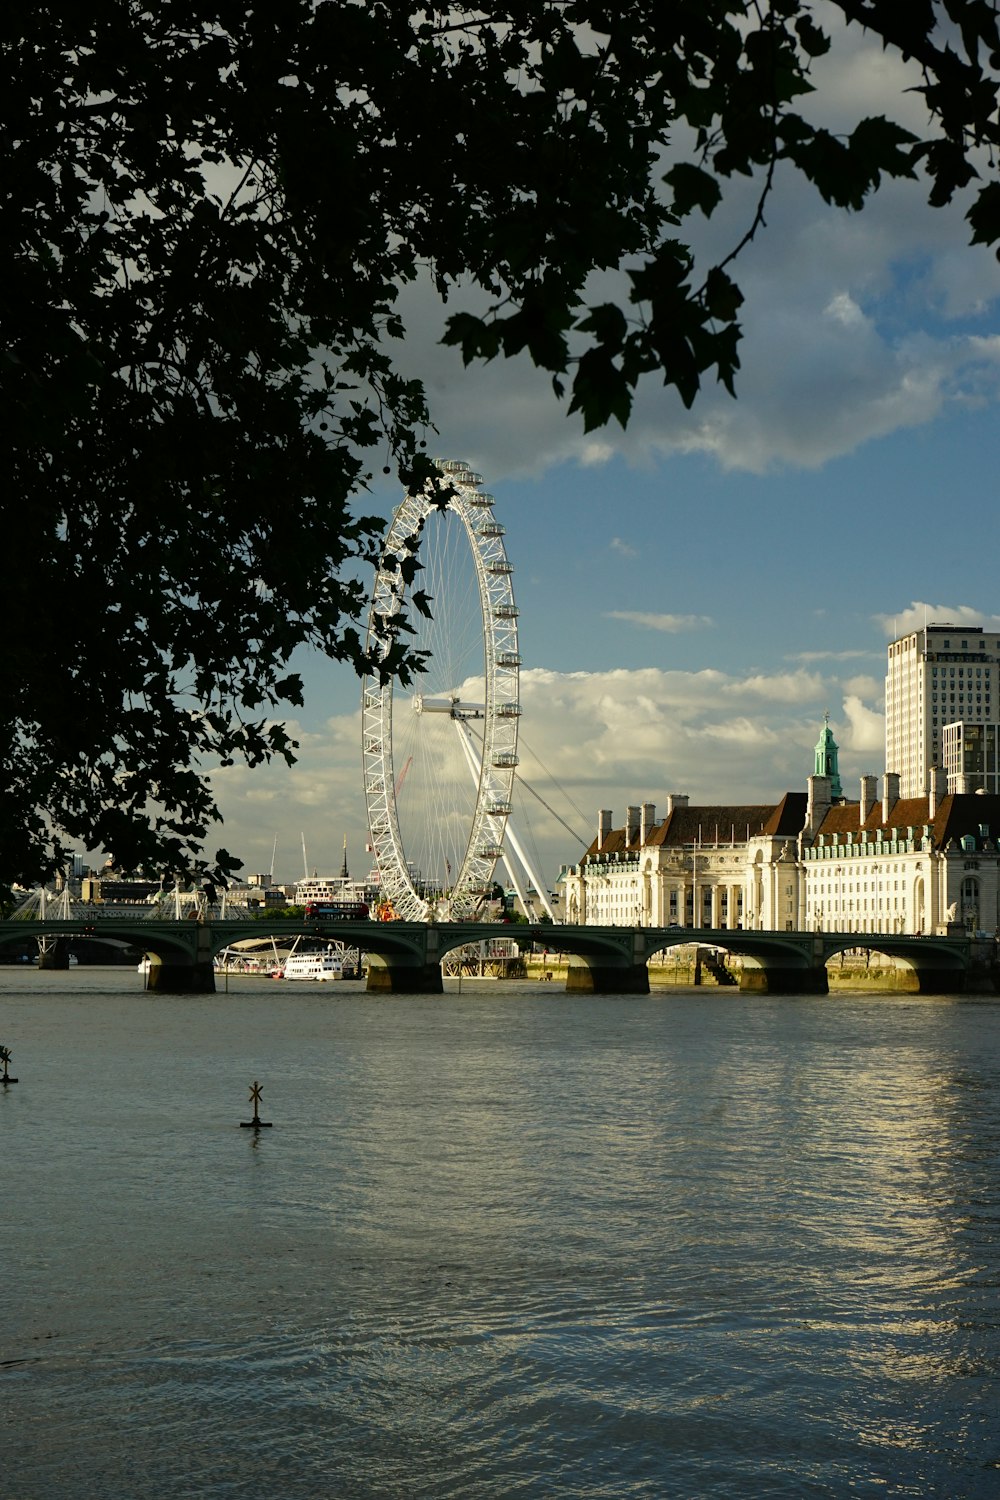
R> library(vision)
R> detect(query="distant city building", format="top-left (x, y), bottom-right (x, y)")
top-left (942, 720), bottom-right (1000, 795)
top-left (885, 623), bottom-right (1000, 796)
top-left (293, 875), bottom-right (376, 906)
top-left (223, 882), bottom-right (287, 909)
top-left (293, 838), bottom-right (378, 908)
top-left (81, 877), bottom-right (161, 904)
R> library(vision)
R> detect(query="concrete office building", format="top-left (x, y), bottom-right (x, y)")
top-left (885, 623), bottom-right (1000, 796)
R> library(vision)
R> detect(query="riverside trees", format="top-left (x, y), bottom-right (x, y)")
top-left (4, 1), bottom-right (1000, 891)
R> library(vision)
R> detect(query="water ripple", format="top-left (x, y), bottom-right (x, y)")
top-left (3, 980), bottom-right (1000, 1496)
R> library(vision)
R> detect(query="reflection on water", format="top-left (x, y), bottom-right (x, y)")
top-left (2, 971), bottom-right (1000, 1497)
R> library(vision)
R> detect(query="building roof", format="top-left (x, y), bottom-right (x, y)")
top-left (763, 791), bottom-right (809, 836)
top-left (648, 804), bottom-right (779, 848)
top-left (581, 796), bottom-right (806, 862)
top-left (815, 792), bottom-right (1000, 848)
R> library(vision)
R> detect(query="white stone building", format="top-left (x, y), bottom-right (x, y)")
top-left (564, 771), bottom-right (1000, 939)
top-left (564, 793), bottom-right (808, 931)
top-left (801, 770), bottom-right (1000, 936)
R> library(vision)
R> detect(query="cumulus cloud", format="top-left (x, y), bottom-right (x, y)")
top-left (874, 602), bottom-right (1000, 636)
top-left (842, 694), bottom-right (886, 756)
top-left (722, 671), bottom-right (825, 703)
top-left (209, 662), bottom-right (887, 884)
top-left (605, 610), bottom-right (714, 632)
top-left (841, 675), bottom-right (883, 700)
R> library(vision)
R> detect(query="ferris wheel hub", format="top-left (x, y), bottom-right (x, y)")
top-left (412, 694), bottom-right (486, 718)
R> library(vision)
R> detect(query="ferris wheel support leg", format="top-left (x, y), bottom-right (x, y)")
top-left (500, 822), bottom-right (555, 922)
top-left (453, 719), bottom-right (552, 920)
top-left (497, 851), bottom-right (531, 921)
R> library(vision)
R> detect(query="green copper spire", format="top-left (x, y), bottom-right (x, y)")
top-left (814, 712), bottom-right (843, 799)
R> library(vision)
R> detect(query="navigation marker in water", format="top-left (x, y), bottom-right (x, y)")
top-left (239, 1079), bottom-right (271, 1129)
top-left (0, 1044), bottom-right (18, 1084)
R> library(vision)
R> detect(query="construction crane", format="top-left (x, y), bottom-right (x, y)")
top-left (394, 755), bottom-right (413, 799)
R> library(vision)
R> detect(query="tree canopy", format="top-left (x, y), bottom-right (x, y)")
top-left (4, 1), bottom-right (1000, 891)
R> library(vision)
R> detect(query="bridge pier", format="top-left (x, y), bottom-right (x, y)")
top-left (565, 960), bottom-right (649, 995)
top-left (366, 958), bottom-right (443, 994)
top-left (909, 966), bottom-right (971, 995)
top-left (739, 965), bottom-right (828, 995)
top-left (146, 956), bottom-right (216, 993)
top-left (37, 938), bottom-right (71, 971)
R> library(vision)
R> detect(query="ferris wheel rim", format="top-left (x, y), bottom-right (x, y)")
top-left (361, 462), bottom-right (520, 921)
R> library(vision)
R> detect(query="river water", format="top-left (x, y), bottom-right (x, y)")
top-left (2, 969), bottom-right (999, 1498)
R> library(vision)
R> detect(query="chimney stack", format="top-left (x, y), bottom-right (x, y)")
top-left (665, 793), bottom-right (689, 815)
top-left (860, 775), bottom-right (877, 824)
top-left (882, 772), bottom-right (900, 827)
top-left (640, 802), bottom-right (656, 845)
top-left (598, 809), bottom-right (613, 849)
top-left (928, 765), bottom-right (947, 817)
top-left (806, 775), bottom-right (832, 837)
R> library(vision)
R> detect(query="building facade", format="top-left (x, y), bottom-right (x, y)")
top-left (942, 720), bottom-right (1000, 795)
top-left (802, 772), bottom-right (1000, 935)
top-left (564, 774), bottom-right (1000, 938)
top-left (885, 624), bottom-right (1000, 796)
top-left (563, 793), bottom-right (808, 932)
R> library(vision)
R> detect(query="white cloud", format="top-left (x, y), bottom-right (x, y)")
top-left (841, 674), bottom-right (883, 700)
top-left (208, 662), bottom-right (890, 885)
top-left (874, 602), bottom-right (1000, 637)
top-left (605, 610), bottom-right (714, 632)
top-left (842, 693), bottom-right (885, 756)
top-left (609, 536), bottom-right (638, 558)
top-left (788, 650), bottom-right (878, 663)
top-left (722, 671), bottom-right (825, 703)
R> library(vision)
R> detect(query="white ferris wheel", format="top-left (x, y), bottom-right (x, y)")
top-left (361, 460), bottom-right (525, 921)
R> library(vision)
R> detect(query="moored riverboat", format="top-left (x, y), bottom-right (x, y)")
top-left (279, 949), bottom-right (347, 981)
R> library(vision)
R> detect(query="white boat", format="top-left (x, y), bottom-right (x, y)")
top-left (280, 949), bottom-right (345, 982)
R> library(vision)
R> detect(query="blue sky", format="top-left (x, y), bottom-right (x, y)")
top-left (207, 11), bottom-right (1000, 889)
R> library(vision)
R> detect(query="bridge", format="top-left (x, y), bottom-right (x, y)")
top-left (0, 912), bottom-right (996, 995)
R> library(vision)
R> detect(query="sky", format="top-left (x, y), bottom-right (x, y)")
top-left (207, 8), bottom-right (1000, 892)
